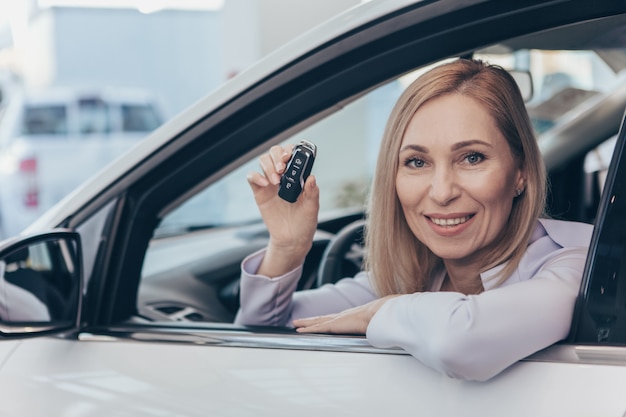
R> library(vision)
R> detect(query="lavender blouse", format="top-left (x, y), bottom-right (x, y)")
top-left (235, 218), bottom-right (593, 381)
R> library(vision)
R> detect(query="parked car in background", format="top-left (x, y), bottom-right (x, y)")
top-left (1, 1), bottom-right (626, 415)
top-left (0, 87), bottom-right (163, 238)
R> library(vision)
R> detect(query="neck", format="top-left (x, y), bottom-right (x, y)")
top-left (442, 262), bottom-right (484, 295)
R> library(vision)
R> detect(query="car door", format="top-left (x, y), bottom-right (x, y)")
top-left (3, 1), bottom-right (626, 416)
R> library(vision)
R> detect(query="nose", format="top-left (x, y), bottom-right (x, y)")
top-left (429, 166), bottom-right (460, 206)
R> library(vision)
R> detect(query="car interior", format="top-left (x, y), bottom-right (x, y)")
top-left (92, 14), bottom-right (626, 331)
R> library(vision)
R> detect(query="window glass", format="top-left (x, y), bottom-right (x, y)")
top-left (156, 80), bottom-right (402, 235)
top-left (157, 48), bottom-right (621, 235)
top-left (122, 104), bottom-right (161, 132)
top-left (78, 97), bottom-right (111, 134)
top-left (584, 135), bottom-right (617, 193)
top-left (143, 44), bottom-right (626, 327)
top-left (22, 105), bottom-right (68, 135)
top-left (1, 237), bottom-right (80, 322)
top-left (575, 122), bottom-right (626, 344)
top-left (476, 49), bottom-right (618, 133)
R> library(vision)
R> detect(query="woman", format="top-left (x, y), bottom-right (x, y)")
top-left (236, 59), bottom-right (593, 381)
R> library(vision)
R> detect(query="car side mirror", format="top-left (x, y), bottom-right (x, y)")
top-left (0, 230), bottom-right (82, 337)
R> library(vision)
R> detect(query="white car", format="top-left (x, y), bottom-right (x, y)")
top-left (1, 1), bottom-right (626, 416)
top-left (0, 87), bottom-right (163, 238)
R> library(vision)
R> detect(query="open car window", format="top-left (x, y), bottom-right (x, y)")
top-left (155, 47), bottom-right (622, 236)
top-left (136, 40), bottom-right (624, 328)
top-left (153, 80), bottom-right (401, 237)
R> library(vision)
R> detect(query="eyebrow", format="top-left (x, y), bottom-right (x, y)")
top-left (399, 139), bottom-right (493, 153)
top-left (451, 139), bottom-right (493, 151)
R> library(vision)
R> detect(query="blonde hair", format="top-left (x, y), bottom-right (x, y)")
top-left (365, 59), bottom-right (546, 296)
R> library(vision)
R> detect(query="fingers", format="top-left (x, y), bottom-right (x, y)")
top-left (292, 315), bottom-right (328, 328)
top-left (301, 175), bottom-right (319, 206)
top-left (248, 144), bottom-right (318, 201)
top-left (269, 144), bottom-right (291, 174)
top-left (292, 311), bottom-right (366, 335)
top-left (246, 170), bottom-right (269, 187)
top-left (293, 315), bottom-right (336, 334)
top-left (292, 298), bottom-right (394, 335)
top-left (255, 145), bottom-right (293, 186)
top-left (258, 153), bottom-right (281, 185)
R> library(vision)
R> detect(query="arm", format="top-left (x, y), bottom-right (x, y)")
top-left (234, 249), bottom-right (302, 326)
top-left (366, 247), bottom-right (587, 381)
top-left (234, 143), bottom-right (319, 325)
top-left (235, 249), bottom-right (378, 326)
top-left (246, 144), bottom-right (319, 277)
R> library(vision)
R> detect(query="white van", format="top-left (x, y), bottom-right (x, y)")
top-left (0, 87), bottom-right (163, 238)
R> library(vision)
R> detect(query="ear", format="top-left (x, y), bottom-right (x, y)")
top-left (515, 168), bottom-right (526, 194)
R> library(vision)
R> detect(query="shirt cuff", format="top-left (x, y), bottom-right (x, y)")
top-left (236, 247), bottom-right (304, 327)
top-left (241, 248), bottom-right (303, 280)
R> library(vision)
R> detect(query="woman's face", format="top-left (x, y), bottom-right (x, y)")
top-left (395, 93), bottom-right (524, 269)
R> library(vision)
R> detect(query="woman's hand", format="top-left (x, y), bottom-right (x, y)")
top-left (247, 144), bottom-right (320, 276)
top-left (293, 295), bottom-right (400, 335)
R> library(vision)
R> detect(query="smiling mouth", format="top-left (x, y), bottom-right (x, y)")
top-left (428, 215), bottom-right (474, 227)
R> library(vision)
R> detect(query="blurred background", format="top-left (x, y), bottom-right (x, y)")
top-left (0, 0), bottom-right (617, 240)
top-left (0, 0), bottom-right (362, 238)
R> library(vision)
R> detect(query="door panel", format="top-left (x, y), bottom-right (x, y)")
top-left (1, 337), bottom-right (625, 416)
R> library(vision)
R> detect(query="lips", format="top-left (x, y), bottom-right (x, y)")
top-left (427, 214), bottom-right (474, 227)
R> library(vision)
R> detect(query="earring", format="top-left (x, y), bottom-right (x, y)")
top-left (515, 188), bottom-right (523, 197)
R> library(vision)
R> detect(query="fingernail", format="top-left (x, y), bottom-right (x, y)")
top-left (272, 173), bottom-right (281, 185)
top-left (275, 162), bottom-right (284, 172)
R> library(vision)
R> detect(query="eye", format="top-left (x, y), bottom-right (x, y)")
top-left (405, 157), bottom-right (426, 168)
top-left (464, 152), bottom-right (485, 165)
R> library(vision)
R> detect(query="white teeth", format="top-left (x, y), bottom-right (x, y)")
top-left (430, 215), bottom-right (471, 226)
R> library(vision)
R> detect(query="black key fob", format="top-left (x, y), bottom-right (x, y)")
top-left (278, 140), bottom-right (317, 203)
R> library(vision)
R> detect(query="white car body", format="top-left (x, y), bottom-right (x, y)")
top-left (0, 339), bottom-right (625, 416)
top-left (0, 1), bottom-right (625, 416)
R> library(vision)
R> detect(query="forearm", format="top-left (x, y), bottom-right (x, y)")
top-left (256, 240), bottom-right (311, 278)
top-left (236, 250), bottom-right (378, 327)
top-left (367, 248), bottom-right (586, 381)
top-left (234, 248), bottom-right (303, 326)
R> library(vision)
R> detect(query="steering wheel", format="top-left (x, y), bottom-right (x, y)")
top-left (317, 219), bottom-right (366, 287)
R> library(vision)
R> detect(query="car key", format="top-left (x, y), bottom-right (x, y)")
top-left (278, 140), bottom-right (317, 203)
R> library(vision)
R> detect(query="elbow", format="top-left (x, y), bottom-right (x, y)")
top-left (426, 332), bottom-right (507, 382)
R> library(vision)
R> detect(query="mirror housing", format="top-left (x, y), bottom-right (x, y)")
top-left (0, 230), bottom-right (82, 337)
